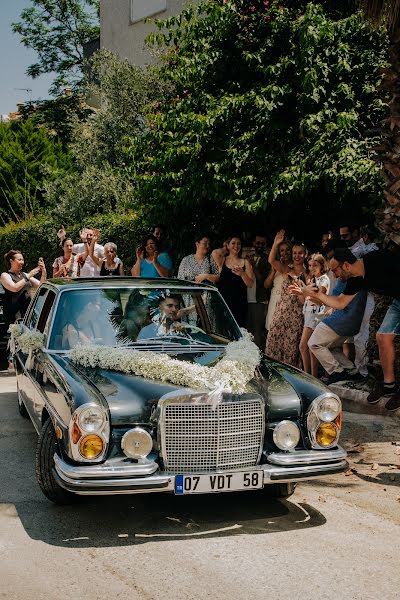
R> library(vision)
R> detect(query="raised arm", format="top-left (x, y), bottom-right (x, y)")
top-left (268, 230), bottom-right (287, 274)
top-left (88, 237), bottom-right (102, 268)
top-left (131, 247), bottom-right (143, 276)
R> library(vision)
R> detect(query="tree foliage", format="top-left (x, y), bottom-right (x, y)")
top-left (125, 0), bottom-right (388, 232)
top-left (19, 94), bottom-right (95, 147)
top-left (0, 119), bottom-right (71, 225)
top-left (12, 0), bottom-right (99, 95)
top-left (44, 50), bottom-right (171, 221)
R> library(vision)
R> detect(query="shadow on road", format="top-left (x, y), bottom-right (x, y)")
top-left (0, 389), bottom-right (327, 548)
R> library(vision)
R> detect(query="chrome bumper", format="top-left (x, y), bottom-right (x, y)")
top-left (53, 447), bottom-right (348, 496)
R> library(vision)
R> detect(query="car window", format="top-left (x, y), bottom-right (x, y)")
top-left (37, 290), bottom-right (56, 334)
top-left (26, 287), bottom-right (48, 330)
top-left (48, 287), bottom-right (241, 350)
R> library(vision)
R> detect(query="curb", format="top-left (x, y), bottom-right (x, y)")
top-left (329, 383), bottom-right (400, 421)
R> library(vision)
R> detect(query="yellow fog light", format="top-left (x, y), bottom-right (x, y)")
top-left (316, 422), bottom-right (338, 447)
top-left (79, 434), bottom-right (104, 459)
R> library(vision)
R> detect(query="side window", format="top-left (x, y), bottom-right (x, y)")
top-left (37, 291), bottom-right (56, 334)
top-left (26, 288), bottom-right (48, 330)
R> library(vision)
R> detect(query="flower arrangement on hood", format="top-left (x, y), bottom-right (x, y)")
top-left (69, 329), bottom-right (261, 394)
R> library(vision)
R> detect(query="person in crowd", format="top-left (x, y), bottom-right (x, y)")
top-left (246, 234), bottom-right (271, 350)
top-left (264, 238), bottom-right (292, 333)
top-left (303, 259), bottom-right (367, 385)
top-left (213, 236), bottom-right (254, 328)
top-left (87, 237), bottom-right (124, 276)
top-left (131, 234), bottom-right (172, 278)
top-left (346, 226), bottom-right (380, 381)
top-left (339, 224), bottom-right (359, 247)
top-left (177, 234), bottom-right (219, 283)
top-left (52, 238), bottom-right (83, 277)
top-left (291, 247), bottom-right (400, 408)
top-left (1, 250), bottom-right (46, 372)
top-left (57, 226), bottom-right (104, 277)
top-left (265, 230), bottom-right (307, 368)
top-left (299, 253), bottom-right (330, 377)
top-left (321, 231), bottom-right (334, 254)
top-left (211, 236), bottom-right (229, 266)
top-left (151, 224), bottom-right (171, 255)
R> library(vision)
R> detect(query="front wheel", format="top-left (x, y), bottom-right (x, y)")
top-left (267, 482), bottom-right (297, 499)
top-left (35, 418), bottom-right (76, 505)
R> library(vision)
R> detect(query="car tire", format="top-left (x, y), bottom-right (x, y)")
top-left (17, 381), bottom-right (29, 418)
top-left (267, 482), bottom-right (297, 499)
top-left (35, 418), bottom-right (76, 505)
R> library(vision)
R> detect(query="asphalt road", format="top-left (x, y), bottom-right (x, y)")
top-left (0, 371), bottom-right (399, 600)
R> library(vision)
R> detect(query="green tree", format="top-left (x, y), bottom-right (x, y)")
top-left (361, 0), bottom-right (400, 243)
top-left (0, 119), bottom-right (71, 225)
top-left (12, 0), bottom-right (99, 95)
top-left (125, 0), bottom-right (387, 238)
top-left (44, 50), bottom-right (170, 221)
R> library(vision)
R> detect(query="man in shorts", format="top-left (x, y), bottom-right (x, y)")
top-left (292, 247), bottom-right (400, 410)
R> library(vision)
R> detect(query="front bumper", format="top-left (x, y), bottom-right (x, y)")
top-left (53, 447), bottom-right (348, 495)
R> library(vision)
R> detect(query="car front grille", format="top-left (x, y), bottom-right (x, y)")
top-left (159, 395), bottom-right (265, 473)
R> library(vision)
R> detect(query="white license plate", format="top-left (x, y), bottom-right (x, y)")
top-left (175, 471), bottom-right (263, 494)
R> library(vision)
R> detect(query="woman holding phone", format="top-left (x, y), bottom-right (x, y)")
top-left (1, 250), bottom-right (46, 372)
top-left (265, 230), bottom-right (307, 368)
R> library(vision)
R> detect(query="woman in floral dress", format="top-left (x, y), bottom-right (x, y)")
top-left (265, 230), bottom-right (307, 369)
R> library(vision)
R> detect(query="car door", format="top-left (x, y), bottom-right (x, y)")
top-left (15, 287), bottom-right (56, 431)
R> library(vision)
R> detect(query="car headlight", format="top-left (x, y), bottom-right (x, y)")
top-left (316, 423), bottom-right (338, 447)
top-left (315, 396), bottom-right (341, 422)
top-left (78, 406), bottom-right (105, 433)
top-left (273, 420), bottom-right (300, 451)
top-left (79, 434), bottom-right (104, 459)
top-left (121, 427), bottom-right (153, 459)
top-left (307, 393), bottom-right (342, 449)
top-left (69, 403), bottom-right (109, 462)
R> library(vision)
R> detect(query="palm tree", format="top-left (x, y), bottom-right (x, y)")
top-left (362, 1), bottom-right (400, 245)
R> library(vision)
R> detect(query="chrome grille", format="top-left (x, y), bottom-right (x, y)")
top-left (160, 397), bottom-right (264, 472)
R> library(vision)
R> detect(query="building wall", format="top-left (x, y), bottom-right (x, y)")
top-left (101, 0), bottom-right (200, 65)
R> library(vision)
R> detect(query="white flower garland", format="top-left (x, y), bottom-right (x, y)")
top-left (8, 324), bottom-right (45, 354)
top-left (69, 330), bottom-right (260, 393)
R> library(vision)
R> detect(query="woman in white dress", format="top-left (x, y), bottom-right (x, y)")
top-left (264, 239), bottom-right (292, 331)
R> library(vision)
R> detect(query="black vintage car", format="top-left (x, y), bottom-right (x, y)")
top-left (13, 278), bottom-right (347, 504)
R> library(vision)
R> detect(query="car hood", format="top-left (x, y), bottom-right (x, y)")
top-left (59, 352), bottom-right (328, 425)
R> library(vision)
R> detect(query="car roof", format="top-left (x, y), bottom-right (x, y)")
top-left (44, 277), bottom-right (215, 292)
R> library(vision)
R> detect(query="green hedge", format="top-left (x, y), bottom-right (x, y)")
top-left (0, 212), bottom-right (145, 274)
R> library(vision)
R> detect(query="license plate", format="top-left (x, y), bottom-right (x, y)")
top-left (175, 471), bottom-right (263, 494)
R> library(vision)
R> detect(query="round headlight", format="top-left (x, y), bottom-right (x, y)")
top-left (79, 434), bottom-right (104, 459)
top-left (316, 396), bottom-right (341, 422)
top-left (273, 420), bottom-right (300, 451)
top-left (78, 406), bottom-right (105, 433)
top-left (316, 422), bottom-right (338, 447)
top-left (121, 427), bottom-right (153, 459)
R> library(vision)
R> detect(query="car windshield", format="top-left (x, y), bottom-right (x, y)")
top-left (48, 287), bottom-right (241, 351)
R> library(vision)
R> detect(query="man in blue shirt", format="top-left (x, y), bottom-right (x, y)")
top-left (307, 264), bottom-right (367, 385)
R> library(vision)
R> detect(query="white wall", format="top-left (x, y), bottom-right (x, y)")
top-left (101, 0), bottom-right (200, 65)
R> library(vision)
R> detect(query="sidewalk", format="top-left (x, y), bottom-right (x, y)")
top-left (330, 381), bottom-right (400, 421)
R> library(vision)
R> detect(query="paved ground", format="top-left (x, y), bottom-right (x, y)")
top-left (0, 371), bottom-right (399, 600)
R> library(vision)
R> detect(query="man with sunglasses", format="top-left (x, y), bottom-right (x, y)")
top-left (291, 247), bottom-right (400, 409)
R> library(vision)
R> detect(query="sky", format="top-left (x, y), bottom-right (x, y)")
top-left (0, 0), bottom-right (55, 116)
